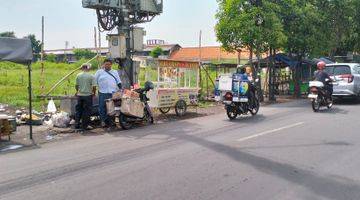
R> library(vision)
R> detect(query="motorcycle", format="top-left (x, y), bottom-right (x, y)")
top-left (308, 79), bottom-right (334, 112)
top-left (223, 80), bottom-right (260, 120)
top-left (113, 81), bottom-right (154, 130)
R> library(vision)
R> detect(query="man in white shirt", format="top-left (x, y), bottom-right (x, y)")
top-left (95, 58), bottom-right (122, 127)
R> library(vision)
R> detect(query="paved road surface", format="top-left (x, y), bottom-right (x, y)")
top-left (1, 100), bottom-right (360, 200)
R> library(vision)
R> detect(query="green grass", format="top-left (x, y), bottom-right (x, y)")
top-left (0, 60), bottom-right (100, 111)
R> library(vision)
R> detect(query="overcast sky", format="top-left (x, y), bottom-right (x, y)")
top-left (0, 0), bottom-right (219, 50)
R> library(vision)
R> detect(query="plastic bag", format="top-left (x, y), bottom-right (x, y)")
top-left (51, 112), bottom-right (70, 128)
top-left (47, 99), bottom-right (57, 113)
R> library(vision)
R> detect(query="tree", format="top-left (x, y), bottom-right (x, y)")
top-left (216, 0), bottom-right (286, 100)
top-left (272, 0), bottom-right (324, 97)
top-left (313, 0), bottom-right (355, 58)
top-left (24, 34), bottom-right (42, 61)
top-left (0, 31), bottom-right (16, 38)
top-left (73, 49), bottom-right (96, 60)
top-left (353, 0), bottom-right (360, 53)
top-left (150, 46), bottom-right (164, 58)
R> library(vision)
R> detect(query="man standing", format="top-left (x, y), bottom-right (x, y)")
top-left (75, 64), bottom-right (96, 130)
top-left (95, 59), bottom-right (122, 127)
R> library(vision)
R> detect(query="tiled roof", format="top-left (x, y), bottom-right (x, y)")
top-left (170, 46), bottom-right (253, 61)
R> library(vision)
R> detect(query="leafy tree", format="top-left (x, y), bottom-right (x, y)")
top-left (353, 0), bottom-right (360, 53)
top-left (73, 49), bottom-right (96, 60)
top-left (314, 0), bottom-right (355, 58)
top-left (22, 34), bottom-right (42, 62)
top-left (216, 0), bottom-right (285, 58)
top-left (150, 46), bottom-right (164, 58)
top-left (216, 0), bottom-right (286, 100)
top-left (0, 31), bottom-right (16, 38)
top-left (25, 34), bottom-right (41, 54)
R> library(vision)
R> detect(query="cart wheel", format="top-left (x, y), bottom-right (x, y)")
top-left (175, 100), bottom-right (187, 117)
top-left (119, 115), bottom-right (134, 130)
top-left (159, 107), bottom-right (171, 114)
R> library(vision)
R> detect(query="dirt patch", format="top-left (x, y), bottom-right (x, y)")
top-left (0, 97), bottom-right (295, 152)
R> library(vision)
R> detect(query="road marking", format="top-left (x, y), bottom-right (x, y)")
top-left (237, 122), bottom-right (305, 142)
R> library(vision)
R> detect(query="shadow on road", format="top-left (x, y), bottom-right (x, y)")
top-left (170, 128), bottom-right (360, 200)
top-left (334, 97), bottom-right (360, 106)
top-left (315, 107), bottom-right (349, 115)
top-left (106, 116), bottom-right (360, 200)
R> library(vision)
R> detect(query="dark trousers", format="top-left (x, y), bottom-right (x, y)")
top-left (75, 95), bottom-right (93, 129)
top-left (98, 92), bottom-right (113, 124)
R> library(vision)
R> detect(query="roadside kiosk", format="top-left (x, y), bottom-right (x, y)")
top-left (144, 59), bottom-right (200, 116)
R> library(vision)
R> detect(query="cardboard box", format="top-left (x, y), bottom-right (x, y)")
top-left (106, 100), bottom-right (116, 116)
top-left (120, 98), bottom-right (144, 118)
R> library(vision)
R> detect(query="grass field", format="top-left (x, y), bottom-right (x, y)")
top-left (0, 60), bottom-right (98, 111)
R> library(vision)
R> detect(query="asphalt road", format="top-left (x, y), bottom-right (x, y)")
top-left (1, 99), bottom-right (360, 200)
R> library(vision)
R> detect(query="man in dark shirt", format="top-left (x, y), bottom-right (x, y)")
top-left (314, 61), bottom-right (333, 97)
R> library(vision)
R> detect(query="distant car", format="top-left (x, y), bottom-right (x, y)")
top-left (325, 63), bottom-right (360, 98)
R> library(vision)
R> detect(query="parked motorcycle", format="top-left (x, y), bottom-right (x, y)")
top-left (223, 80), bottom-right (260, 120)
top-left (113, 81), bottom-right (154, 130)
top-left (308, 80), bottom-right (334, 112)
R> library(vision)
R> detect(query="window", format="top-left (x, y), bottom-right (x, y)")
top-left (325, 66), bottom-right (334, 75)
top-left (333, 66), bottom-right (351, 75)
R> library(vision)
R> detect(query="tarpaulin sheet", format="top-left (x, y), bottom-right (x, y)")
top-left (0, 37), bottom-right (33, 65)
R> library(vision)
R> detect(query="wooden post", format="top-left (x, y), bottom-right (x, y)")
top-left (40, 16), bottom-right (45, 94)
top-left (28, 64), bottom-right (33, 140)
top-left (206, 65), bottom-right (209, 98)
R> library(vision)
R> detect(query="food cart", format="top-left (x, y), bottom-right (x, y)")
top-left (144, 59), bottom-right (200, 116)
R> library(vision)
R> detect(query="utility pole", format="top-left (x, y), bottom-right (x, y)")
top-left (40, 16), bottom-right (46, 111)
top-left (64, 41), bottom-right (69, 63)
top-left (98, 28), bottom-right (101, 68)
top-left (94, 27), bottom-right (98, 55)
top-left (82, 0), bottom-right (163, 88)
top-left (40, 16), bottom-right (45, 95)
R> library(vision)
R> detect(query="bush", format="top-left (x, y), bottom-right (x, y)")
top-left (45, 54), bottom-right (57, 62)
top-left (150, 46), bottom-right (164, 58)
top-left (73, 49), bottom-right (97, 60)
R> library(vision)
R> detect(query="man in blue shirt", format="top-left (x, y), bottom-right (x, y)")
top-left (95, 59), bottom-right (122, 127)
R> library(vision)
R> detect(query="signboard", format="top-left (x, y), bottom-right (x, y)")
top-left (148, 88), bottom-right (199, 108)
top-left (158, 60), bottom-right (200, 68)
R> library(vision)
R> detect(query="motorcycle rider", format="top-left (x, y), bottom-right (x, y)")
top-left (314, 61), bottom-right (333, 98)
top-left (234, 66), bottom-right (256, 107)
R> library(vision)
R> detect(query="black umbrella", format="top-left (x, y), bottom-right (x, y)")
top-left (0, 37), bottom-right (34, 139)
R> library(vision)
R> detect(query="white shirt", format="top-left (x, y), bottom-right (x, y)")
top-left (95, 69), bottom-right (121, 94)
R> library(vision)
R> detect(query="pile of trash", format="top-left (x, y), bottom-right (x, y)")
top-left (1, 100), bottom-right (73, 129)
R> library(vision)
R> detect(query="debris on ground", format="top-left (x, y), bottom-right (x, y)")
top-left (51, 112), bottom-right (71, 128)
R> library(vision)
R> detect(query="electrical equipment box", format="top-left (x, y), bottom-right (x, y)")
top-left (131, 27), bottom-right (146, 51)
top-left (108, 34), bottom-right (126, 59)
top-left (107, 27), bottom-right (145, 59)
top-left (82, 0), bottom-right (121, 9)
